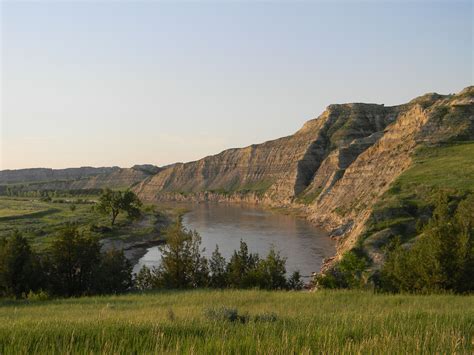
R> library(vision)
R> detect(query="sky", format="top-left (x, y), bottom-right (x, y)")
top-left (0, 0), bottom-right (472, 170)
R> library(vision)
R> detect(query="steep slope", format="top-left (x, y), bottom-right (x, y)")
top-left (135, 86), bottom-right (473, 266)
top-left (135, 103), bottom-right (401, 203)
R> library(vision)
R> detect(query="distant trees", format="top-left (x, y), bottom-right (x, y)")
top-left (96, 189), bottom-right (142, 226)
top-left (138, 220), bottom-right (303, 291)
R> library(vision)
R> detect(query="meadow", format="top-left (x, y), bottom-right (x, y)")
top-left (0, 289), bottom-right (472, 354)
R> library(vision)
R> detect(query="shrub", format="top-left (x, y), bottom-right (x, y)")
top-left (254, 312), bottom-right (278, 322)
top-left (26, 290), bottom-right (50, 301)
top-left (314, 251), bottom-right (368, 289)
top-left (204, 307), bottom-right (249, 323)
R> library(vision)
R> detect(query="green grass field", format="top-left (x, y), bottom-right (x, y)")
top-left (0, 290), bottom-right (472, 354)
top-left (0, 197), bottom-right (168, 250)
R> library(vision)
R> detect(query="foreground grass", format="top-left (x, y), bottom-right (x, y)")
top-left (0, 290), bottom-right (472, 354)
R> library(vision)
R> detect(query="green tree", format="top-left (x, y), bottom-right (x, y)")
top-left (314, 251), bottom-right (368, 289)
top-left (95, 249), bottom-right (133, 294)
top-left (49, 226), bottom-right (101, 296)
top-left (287, 271), bottom-right (304, 290)
top-left (189, 233), bottom-right (209, 288)
top-left (226, 240), bottom-right (259, 288)
top-left (257, 247), bottom-right (287, 290)
top-left (96, 189), bottom-right (142, 226)
top-left (135, 265), bottom-right (154, 290)
top-left (0, 231), bottom-right (42, 298)
top-left (209, 245), bottom-right (227, 288)
top-left (154, 220), bottom-right (207, 289)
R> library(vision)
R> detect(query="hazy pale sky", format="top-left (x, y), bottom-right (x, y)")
top-left (1, 0), bottom-right (472, 170)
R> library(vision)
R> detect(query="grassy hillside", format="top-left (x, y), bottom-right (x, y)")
top-left (361, 142), bottom-right (474, 254)
top-left (392, 142), bottom-right (474, 193)
top-left (0, 290), bottom-right (472, 354)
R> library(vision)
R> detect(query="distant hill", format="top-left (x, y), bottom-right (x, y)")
top-left (0, 165), bottom-right (161, 191)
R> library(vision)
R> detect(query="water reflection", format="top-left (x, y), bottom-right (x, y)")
top-left (134, 203), bottom-right (335, 280)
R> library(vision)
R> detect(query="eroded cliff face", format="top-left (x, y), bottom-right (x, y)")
top-left (135, 86), bottom-right (474, 263)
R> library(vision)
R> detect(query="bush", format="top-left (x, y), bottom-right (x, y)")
top-left (314, 251), bottom-right (368, 289)
top-left (26, 290), bottom-right (50, 301)
top-left (254, 312), bottom-right (278, 322)
top-left (204, 307), bottom-right (249, 323)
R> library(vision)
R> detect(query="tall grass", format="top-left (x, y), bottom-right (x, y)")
top-left (1, 290), bottom-right (472, 354)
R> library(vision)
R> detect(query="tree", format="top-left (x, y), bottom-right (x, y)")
top-left (189, 233), bottom-right (209, 288)
top-left (226, 240), bottom-right (260, 288)
top-left (49, 226), bottom-right (101, 296)
top-left (209, 245), bottom-right (227, 288)
top-left (135, 265), bottom-right (154, 290)
top-left (0, 231), bottom-right (42, 298)
top-left (95, 249), bottom-right (133, 294)
top-left (287, 271), bottom-right (304, 290)
top-left (257, 247), bottom-right (288, 290)
top-left (96, 189), bottom-right (142, 226)
top-left (154, 220), bottom-right (207, 289)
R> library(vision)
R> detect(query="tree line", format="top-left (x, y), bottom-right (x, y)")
top-left (0, 186), bottom-right (103, 198)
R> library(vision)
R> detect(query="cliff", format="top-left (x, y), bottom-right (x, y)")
top-left (134, 86), bottom-right (474, 264)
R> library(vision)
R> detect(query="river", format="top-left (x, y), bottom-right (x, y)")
top-left (133, 203), bottom-right (335, 280)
